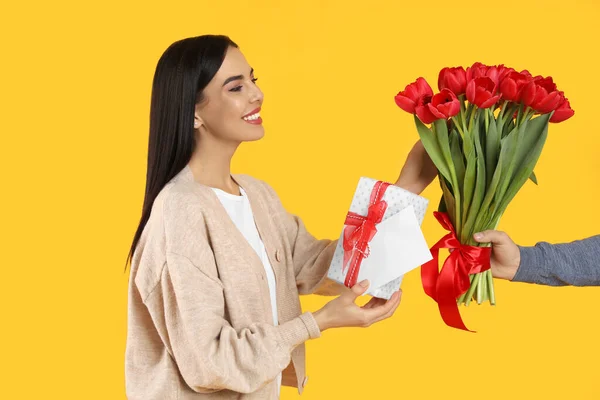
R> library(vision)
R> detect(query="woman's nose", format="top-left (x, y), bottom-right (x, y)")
top-left (249, 82), bottom-right (263, 104)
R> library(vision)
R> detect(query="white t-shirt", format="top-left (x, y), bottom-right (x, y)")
top-left (212, 186), bottom-right (282, 396)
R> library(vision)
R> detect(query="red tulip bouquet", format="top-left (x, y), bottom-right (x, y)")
top-left (394, 63), bottom-right (574, 331)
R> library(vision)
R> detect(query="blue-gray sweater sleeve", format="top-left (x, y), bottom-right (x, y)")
top-left (513, 235), bottom-right (600, 286)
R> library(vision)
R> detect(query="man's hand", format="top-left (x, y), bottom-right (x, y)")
top-left (473, 230), bottom-right (521, 280)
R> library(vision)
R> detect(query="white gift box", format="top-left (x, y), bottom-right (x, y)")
top-left (327, 177), bottom-right (432, 299)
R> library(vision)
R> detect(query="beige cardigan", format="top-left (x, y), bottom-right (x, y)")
top-left (125, 165), bottom-right (343, 399)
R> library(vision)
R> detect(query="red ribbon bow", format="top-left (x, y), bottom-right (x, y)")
top-left (342, 181), bottom-right (391, 287)
top-left (421, 211), bottom-right (492, 332)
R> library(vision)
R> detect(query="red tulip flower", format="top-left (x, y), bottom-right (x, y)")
top-left (466, 62), bottom-right (489, 81)
top-left (529, 77), bottom-right (562, 113)
top-left (438, 67), bottom-right (467, 95)
top-left (466, 76), bottom-right (501, 108)
top-left (550, 95), bottom-right (575, 123)
top-left (394, 77), bottom-right (433, 114)
top-left (500, 71), bottom-right (532, 102)
top-left (428, 89), bottom-right (461, 120)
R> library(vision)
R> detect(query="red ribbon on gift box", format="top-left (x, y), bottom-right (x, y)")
top-left (342, 181), bottom-right (391, 287)
top-left (421, 211), bottom-right (492, 332)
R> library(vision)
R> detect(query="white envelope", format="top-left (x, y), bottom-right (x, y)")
top-left (327, 177), bottom-right (432, 299)
top-left (353, 205), bottom-right (433, 292)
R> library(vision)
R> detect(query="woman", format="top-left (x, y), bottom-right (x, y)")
top-left (125, 35), bottom-right (436, 399)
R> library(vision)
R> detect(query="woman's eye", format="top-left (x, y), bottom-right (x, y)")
top-left (229, 78), bottom-right (258, 92)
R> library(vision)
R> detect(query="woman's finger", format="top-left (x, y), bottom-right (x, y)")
top-left (372, 292), bottom-right (402, 323)
top-left (363, 291), bottom-right (401, 321)
top-left (361, 297), bottom-right (384, 309)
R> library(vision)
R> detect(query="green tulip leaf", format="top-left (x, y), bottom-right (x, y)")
top-left (433, 118), bottom-right (461, 228)
top-left (529, 170), bottom-right (538, 185)
top-left (414, 116), bottom-right (452, 185)
top-left (449, 128), bottom-right (465, 198)
top-left (494, 114), bottom-right (551, 219)
top-left (486, 110), bottom-right (501, 188)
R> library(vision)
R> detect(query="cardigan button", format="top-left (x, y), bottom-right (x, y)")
top-left (275, 249), bottom-right (281, 262)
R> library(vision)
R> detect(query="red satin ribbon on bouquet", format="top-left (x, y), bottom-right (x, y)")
top-left (341, 181), bottom-right (391, 287)
top-left (421, 212), bottom-right (492, 332)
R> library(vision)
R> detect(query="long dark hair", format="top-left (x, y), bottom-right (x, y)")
top-left (126, 35), bottom-right (238, 269)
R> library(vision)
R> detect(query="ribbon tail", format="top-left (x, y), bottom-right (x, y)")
top-left (438, 302), bottom-right (473, 332)
top-left (436, 252), bottom-right (474, 332)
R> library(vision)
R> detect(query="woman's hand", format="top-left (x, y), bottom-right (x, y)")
top-left (312, 280), bottom-right (401, 331)
top-left (395, 140), bottom-right (438, 194)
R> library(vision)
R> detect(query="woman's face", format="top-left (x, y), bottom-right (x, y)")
top-left (194, 47), bottom-right (264, 143)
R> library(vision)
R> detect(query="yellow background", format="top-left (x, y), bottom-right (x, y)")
top-left (2, 0), bottom-right (599, 398)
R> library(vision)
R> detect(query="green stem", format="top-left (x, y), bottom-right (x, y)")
top-left (464, 273), bottom-right (480, 306)
top-left (481, 270), bottom-right (489, 303)
top-left (518, 106), bottom-right (530, 125)
top-left (468, 105), bottom-right (478, 131)
top-left (516, 103), bottom-right (526, 127)
top-left (485, 108), bottom-right (490, 132)
top-left (502, 103), bottom-right (518, 126)
top-left (476, 272), bottom-right (484, 304)
top-left (478, 218), bottom-right (500, 305)
top-left (460, 96), bottom-right (468, 133)
top-left (457, 274), bottom-right (475, 305)
top-left (465, 103), bottom-right (474, 128)
top-left (498, 100), bottom-right (508, 120)
top-left (452, 116), bottom-right (465, 137)
top-left (526, 107), bottom-right (536, 124)
top-left (487, 270), bottom-right (496, 305)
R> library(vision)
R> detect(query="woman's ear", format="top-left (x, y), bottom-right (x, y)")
top-left (194, 102), bottom-right (205, 130)
top-left (193, 113), bottom-right (203, 129)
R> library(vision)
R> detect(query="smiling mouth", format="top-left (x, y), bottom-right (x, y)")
top-left (243, 111), bottom-right (260, 121)
top-left (242, 107), bottom-right (262, 124)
